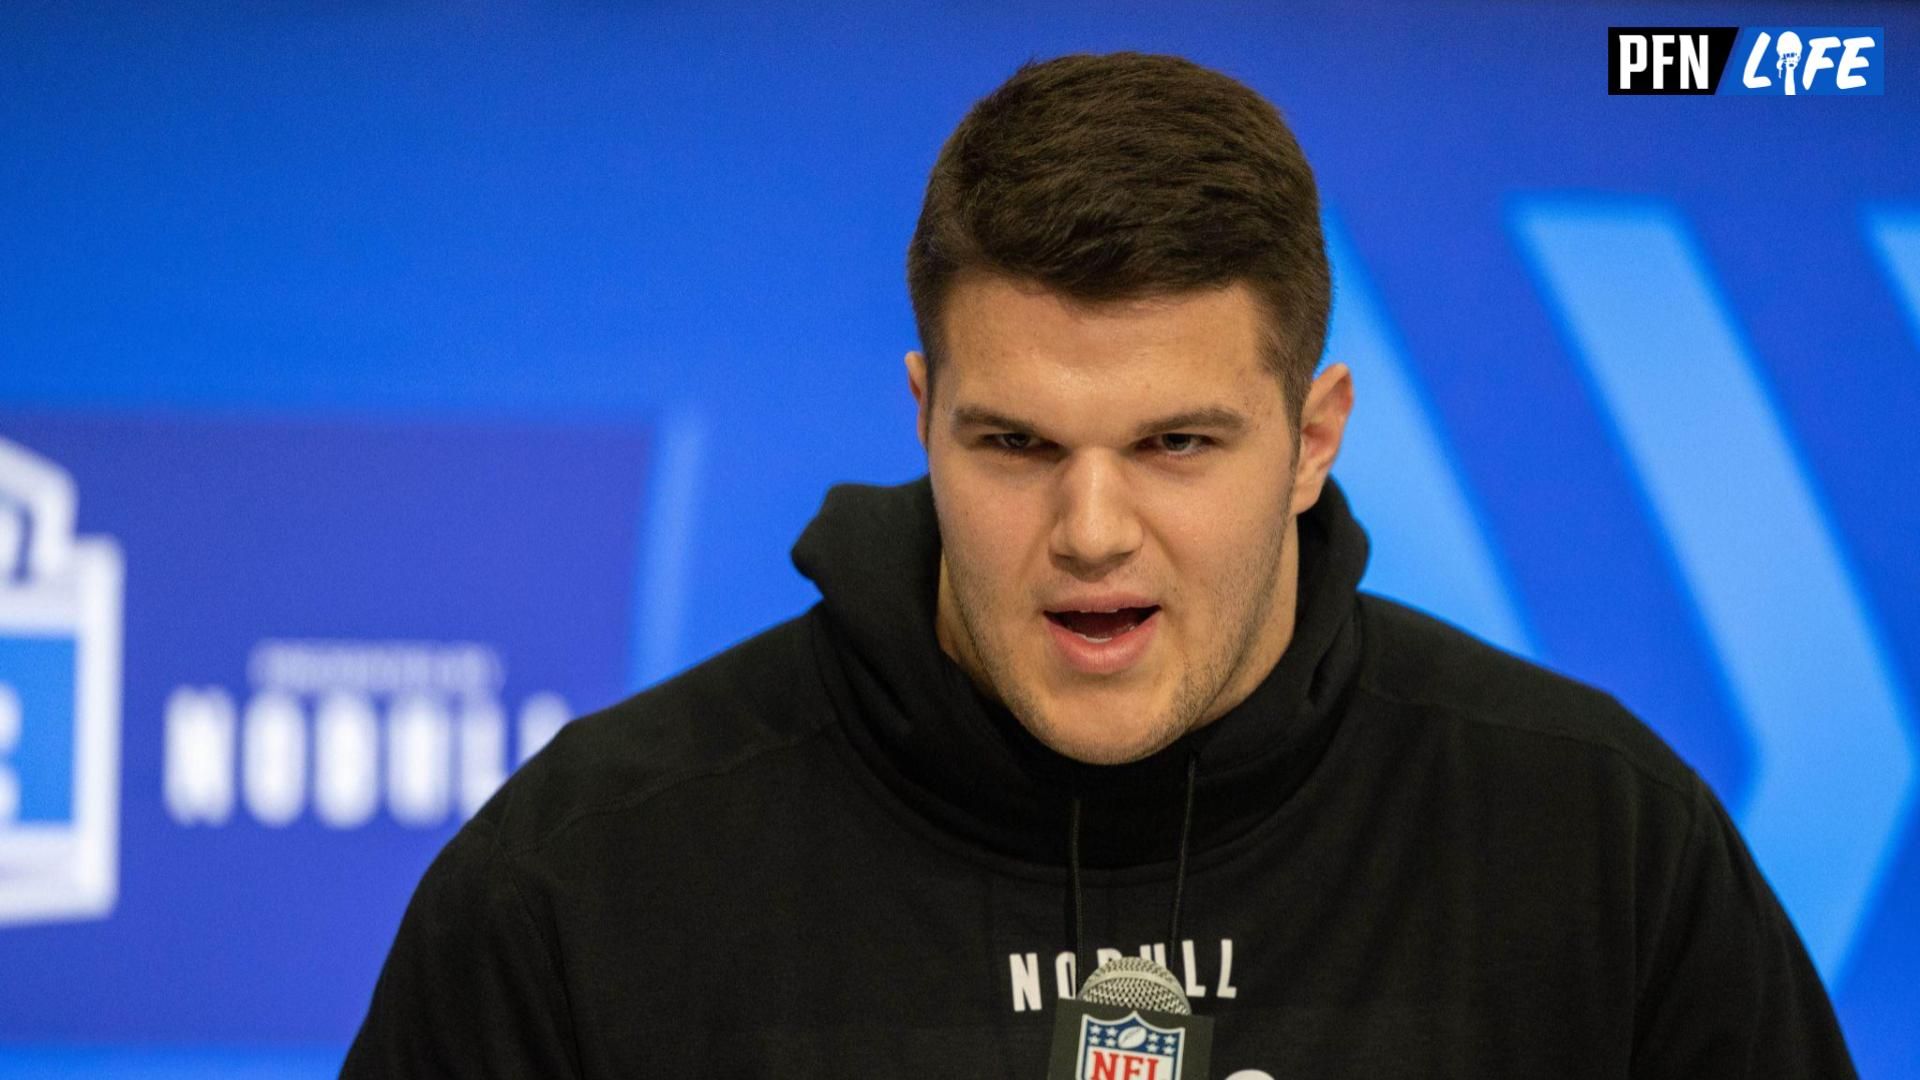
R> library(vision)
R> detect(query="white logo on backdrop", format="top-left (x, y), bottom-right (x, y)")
top-left (0, 436), bottom-right (124, 928)
top-left (165, 640), bottom-right (569, 829)
top-left (1740, 29), bottom-right (1879, 95)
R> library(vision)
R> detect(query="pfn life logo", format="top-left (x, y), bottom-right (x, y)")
top-left (1610, 27), bottom-right (1883, 95)
top-left (0, 437), bottom-right (124, 928)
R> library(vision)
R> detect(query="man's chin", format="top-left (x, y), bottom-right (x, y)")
top-left (1021, 711), bottom-right (1182, 766)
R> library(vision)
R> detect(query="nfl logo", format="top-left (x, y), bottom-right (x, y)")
top-left (1076, 1011), bottom-right (1185, 1079)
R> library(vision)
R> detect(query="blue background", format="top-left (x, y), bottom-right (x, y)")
top-left (0, 638), bottom-right (76, 823)
top-left (0, 2), bottom-right (1915, 1076)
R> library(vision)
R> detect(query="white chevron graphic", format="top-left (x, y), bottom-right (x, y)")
top-left (630, 408), bottom-right (707, 689)
top-left (1513, 198), bottom-right (1918, 986)
top-left (1323, 217), bottom-right (1537, 659)
top-left (1867, 208), bottom-right (1920, 346)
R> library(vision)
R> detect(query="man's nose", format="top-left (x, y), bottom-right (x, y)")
top-left (1050, 453), bottom-right (1142, 571)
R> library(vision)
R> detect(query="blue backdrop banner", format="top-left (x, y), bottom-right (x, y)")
top-left (1, 3), bottom-right (1916, 1076)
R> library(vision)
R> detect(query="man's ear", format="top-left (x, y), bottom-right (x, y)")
top-left (1290, 362), bottom-right (1354, 516)
top-left (906, 351), bottom-right (931, 450)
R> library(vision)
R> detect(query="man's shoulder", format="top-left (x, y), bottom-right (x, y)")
top-left (1354, 592), bottom-right (1696, 798)
top-left (475, 607), bottom-right (839, 854)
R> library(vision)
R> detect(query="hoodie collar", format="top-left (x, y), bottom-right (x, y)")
top-left (793, 474), bottom-right (1370, 870)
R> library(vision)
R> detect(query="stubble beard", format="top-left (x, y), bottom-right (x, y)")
top-left (941, 505), bottom-right (1294, 766)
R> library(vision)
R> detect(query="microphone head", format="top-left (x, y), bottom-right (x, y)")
top-left (1078, 955), bottom-right (1192, 1016)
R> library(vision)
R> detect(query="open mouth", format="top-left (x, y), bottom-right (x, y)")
top-left (1044, 606), bottom-right (1160, 643)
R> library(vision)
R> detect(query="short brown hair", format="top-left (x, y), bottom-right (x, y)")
top-left (906, 52), bottom-right (1330, 427)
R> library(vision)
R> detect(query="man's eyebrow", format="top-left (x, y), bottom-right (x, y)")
top-left (948, 404), bottom-right (1250, 440)
top-left (949, 405), bottom-right (1036, 432)
top-left (1128, 406), bottom-right (1250, 439)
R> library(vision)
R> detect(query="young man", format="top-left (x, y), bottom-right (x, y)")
top-left (345, 53), bottom-right (1855, 1077)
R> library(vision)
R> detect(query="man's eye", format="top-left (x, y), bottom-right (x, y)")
top-left (1154, 433), bottom-right (1212, 456)
top-left (987, 433), bottom-right (1038, 454)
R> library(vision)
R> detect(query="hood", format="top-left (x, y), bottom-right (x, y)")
top-left (792, 473), bottom-right (1370, 871)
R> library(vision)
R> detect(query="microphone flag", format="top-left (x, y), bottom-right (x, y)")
top-left (1045, 999), bottom-right (1215, 1080)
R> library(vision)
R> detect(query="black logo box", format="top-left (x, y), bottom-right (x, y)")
top-left (1609, 27), bottom-right (1741, 94)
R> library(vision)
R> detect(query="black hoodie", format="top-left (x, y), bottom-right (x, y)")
top-left (344, 476), bottom-right (1856, 1078)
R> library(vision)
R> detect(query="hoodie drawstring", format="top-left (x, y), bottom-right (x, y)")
top-left (1068, 796), bottom-right (1088, 995)
top-left (1067, 751), bottom-right (1201, 996)
top-left (1167, 753), bottom-right (1198, 950)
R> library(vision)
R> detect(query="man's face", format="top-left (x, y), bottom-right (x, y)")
top-left (908, 275), bottom-right (1350, 765)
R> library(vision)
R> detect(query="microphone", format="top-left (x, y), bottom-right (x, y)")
top-left (1079, 955), bottom-right (1191, 1015)
top-left (1775, 30), bottom-right (1803, 97)
top-left (1046, 955), bottom-right (1214, 1078)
